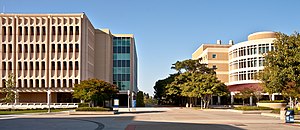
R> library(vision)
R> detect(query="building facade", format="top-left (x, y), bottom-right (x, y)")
top-left (113, 34), bottom-right (138, 106)
top-left (0, 13), bottom-right (138, 104)
top-left (192, 40), bottom-right (233, 84)
top-left (228, 31), bottom-right (276, 103)
top-left (193, 31), bottom-right (276, 104)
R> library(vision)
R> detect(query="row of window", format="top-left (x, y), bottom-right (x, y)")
top-left (2, 17), bottom-right (81, 25)
top-left (1, 44), bottom-right (79, 53)
top-left (113, 54), bottom-right (130, 60)
top-left (113, 74), bottom-right (130, 81)
top-left (229, 44), bottom-right (274, 59)
top-left (1, 26), bottom-right (80, 36)
top-left (230, 57), bottom-right (265, 70)
top-left (1, 61), bottom-right (79, 71)
top-left (1, 78), bottom-right (80, 88)
top-left (113, 81), bottom-right (130, 90)
top-left (113, 46), bottom-right (130, 53)
top-left (113, 67), bottom-right (130, 74)
top-left (113, 60), bottom-right (130, 67)
top-left (51, 61), bottom-right (79, 70)
top-left (230, 70), bottom-right (258, 81)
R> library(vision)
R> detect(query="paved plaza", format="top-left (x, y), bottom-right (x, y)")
top-left (0, 107), bottom-right (299, 130)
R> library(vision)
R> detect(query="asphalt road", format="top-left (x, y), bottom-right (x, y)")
top-left (0, 108), bottom-right (299, 130)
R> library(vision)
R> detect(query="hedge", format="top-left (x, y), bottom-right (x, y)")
top-left (75, 107), bottom-right (111, 111)
top-left (258, 100), bottom-right (286, 103)
top-left (234, 106), bottom-right (273, 111)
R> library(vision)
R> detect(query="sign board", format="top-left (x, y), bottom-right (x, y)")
top-left (114, 99), bottom-right (119, 107)
top-left (132, 100), bottom-right (136, 108)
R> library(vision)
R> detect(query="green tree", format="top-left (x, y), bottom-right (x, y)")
top-left (258, 32), bottom-right (300, 101)
top-left (235, 88), bottom-right (254, 106)
top-left (72, 79), bottom-right (118, 107)
top-left (1, 73), bottom-right (16, 104)
top-left (166, 59), bottom-right (228, 108)
top-left (136, 91), bottom-right (145, 107)
top-left (171, 59), bottom-right (215, 74)
top-left (153, 73), bottom-right (178, 105)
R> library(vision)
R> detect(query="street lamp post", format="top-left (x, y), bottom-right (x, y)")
top-left (127, 90), bottom-right (130, 112)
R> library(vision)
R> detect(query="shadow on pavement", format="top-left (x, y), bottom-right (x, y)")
top-left (126, 121), bottom-right (246, 130)
top-left (118, 111), bottom-right (166, 114)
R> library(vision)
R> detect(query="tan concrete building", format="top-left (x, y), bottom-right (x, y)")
top-left (192, 40), bottom-right (233, 84)
top-left (0, 13), bottom-right (138, 104)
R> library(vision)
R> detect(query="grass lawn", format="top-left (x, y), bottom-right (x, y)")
top-left (0, 109), bottom-right (72, 115)
top-left (234, 106), bottom-right (273, 111)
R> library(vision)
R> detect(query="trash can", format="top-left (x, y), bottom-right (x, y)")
top-left (285, 110), bottom-right (294, 123)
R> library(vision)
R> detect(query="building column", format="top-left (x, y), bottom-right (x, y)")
top-left (230, 92), bottom-right (234, 104)
top-left (217, 96), bottom-right (221, 105)
top-left (14, 91), bottom-right (19, 104)
top-left (250, 96), bottom-right (253, 106)
top-left (47, 90), bottom-right (51, 113)
top-left (271, 94), bottom-right (275, 101)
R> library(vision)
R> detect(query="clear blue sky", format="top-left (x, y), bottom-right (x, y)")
top-left (2, 0), bottom-right (300, 96)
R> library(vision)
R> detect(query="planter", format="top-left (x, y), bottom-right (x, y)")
top-left (257, 103), bottom-right (286, 109)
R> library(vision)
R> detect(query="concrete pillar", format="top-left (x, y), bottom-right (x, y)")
top-left (250, 96), bottom-right (253, 106)
top-left (47, 90), bottom-right (51, 105)
top-left (47, 90), bottom-right (51, 113)
top-left (217, 96), bottom-right (221, 105)
top-left (271, 94), bottom-right (275, 101)
top-left (230, 93), bottom-right (234, 104)
top-left (14, 91), bottom-right (19, 104)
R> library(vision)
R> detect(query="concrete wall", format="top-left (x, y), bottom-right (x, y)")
top-left (94, 29), bottom-right (113, 83)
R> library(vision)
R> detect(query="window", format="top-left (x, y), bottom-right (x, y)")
top-left (75, 44), bottom-right (79, 52)
top-left (69, 62), bottom-right (73, 70)
top-left (8, 44), bottom-right (12, 53)
top-left (8, 27), bottom-right (12, 35)
top-left (58, 26), bottom-right (61, 35)
top-left (30, 62), bottom-right (33, 70)
top-left (52, 26), bottom-right (56, 35)
top-left (36, 44), bottom-right (40, 53)
top-left (36, 62), bottom-right (39, 70)
top-left (63, 26), bottom-right (67, 35)
top-left (212, 54), bottom-right (217, 58)
top-left (36, 27), bottom-right (40, 35)
top-left (75, 61), bottom-right (79, 70)
top-left (42, 26), bottom-right (46, 35)
top-left (75, 26), bottom-right (79, 35)
top-left (42, 44), bottom-right (45, 53)
top-left (30, 44), bottom-right (34, 53)
top-left (2, 27), bottom-right (6, 35)
top-left (18, 27), bottom-right (22, 35)
top-left (63, 44), bottom-right (67, 53)
top-left (52, 44), bottom-right (55, 52)
top-left (30, 27), bottom-right (34, 35)
top-left (63, 62), bottom-right (67, 70)
top-left (69, 44), bottom-right (73, 52)
top-left (70, 26), bottom-right (73, 35)
top-left (51, 62), bottom-right (55, 70)
top-left (51, 79), bottom-right (55, 87)
top-left (42, 62), bottom-right (45, 70)
top-left (25, 27), bottom-right (28, 35)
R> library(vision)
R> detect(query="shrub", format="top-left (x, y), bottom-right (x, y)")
top-left (78, 103), bottom-right (90, 107)
top-left (76, 107), bottom-right (111, 111)
top-left (234, 106), bottom-right (273, 111)
top-left (258, 100), bottom-right (286, 103)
